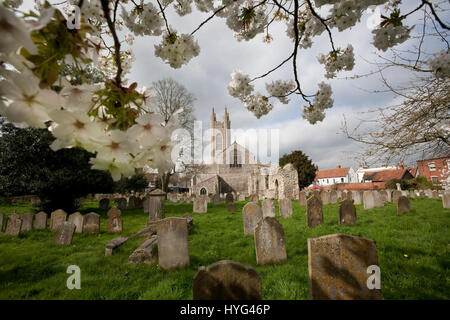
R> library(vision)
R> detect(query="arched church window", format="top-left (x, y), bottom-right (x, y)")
top-left (200, 188), bottom-right (207, 195)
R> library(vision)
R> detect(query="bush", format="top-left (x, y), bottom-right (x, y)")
top-left (113, 173), bottom-right (148, 194)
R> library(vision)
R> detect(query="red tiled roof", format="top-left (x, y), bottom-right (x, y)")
top-left (363, 169), bottom-right (412, 182)
top-left (315, 167), bottom-right (350, 179)
top-left (409, 167), bottom-right (417, 177)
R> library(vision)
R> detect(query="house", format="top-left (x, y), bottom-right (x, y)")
top-left (416, 156), bottom-right (450, 185)
top-left (313, 164), bottom-right (358, 187)
top-left (362, 168), bottom-right (414, 183)
top-left (356, 165), bottom-right (399, 183)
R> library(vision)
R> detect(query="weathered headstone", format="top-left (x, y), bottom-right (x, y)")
top-left (279, 198), bottom-right (293, 218)
top-left (226, 202), bottom-right (237, 212)
top-left (20, 213), bottom-right (34, 232)
top-left (53, 222), bottom-right (76, 245)
top-left (397, 196), bottom-right (410, 214)
top-left (129, 235), bottom-right (158, 265)
top-left (99, 198), bottom-right (110, 210)
top-left (107, 214), bottom-right (123, 233)
top-left (379, 190), bottom-right (388, 202)
top-left (254, 217), bottom-right (287, 265)
top-left (351, 191), bottom-right (363, 205)
top-left (34, 212), bottom-right (47, 230)
top-left (373, 191), bottom-right (384, 207)
top-left (419, 190), bottom-right (425, 198)
top-left (363, 191), bottom-right (375, 210)
top-left (409, 190), bottom-right (416, 198)
top-left (193, 260), bottom-right (262, 300)
top-left (443, 193), bottom-right (450, 209)
top-left (338, 199), bottom-right (357, 225)
top-left (306, 195), bottom-right (323, 227)
top-left (242, 202), bottom-right (263, 235)
top-left (226, 193), bottom-right (234, 204)
top-left (262, 199), bottom-right (275, 218)
top-left (431, 190), bottom-right (439, 199)
top-left (50, 209), bottom-right (67, 231)
top-left (147, 189), bottom-right (166, 221)
top-left (213, 193), bottom-right (221, 205)
top-left (107, 207), bottom-right (121, 218)
top-left (156, 217), bottom-right (190, 270)
top-left (392, 190), bottom-right (402, 204)
top-left (68, 212), bottom-right (84, 233)
top-left (299, 191), bottom-right (307, 206)
top-left (105, 237), bottom-right (128, 256)
top-left (115, 197), bottom-right (127, 210)
top-left (193, 197), bottom-right (208, 213)
top-left (128, 196), bottom-right (137, 208)
top-left (330, 191), bottom-right (338, 204)
top-left (250, 194), bottom-right (259, 202)
top-left (238, 194), bottom-right (246, 201)
top-left (5, 213), bottom-right (22, 236)
top-left (320, 191), bottom-right (330, 205)
top-left (82, 212), bottom-right (100, 233)
top-left (425, 189), bottom-right (433, 198)
top-left (308, 233), bottom-right (382, 300)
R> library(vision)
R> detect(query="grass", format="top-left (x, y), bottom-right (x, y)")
top-left (0, 197), bottom-right (449, 300)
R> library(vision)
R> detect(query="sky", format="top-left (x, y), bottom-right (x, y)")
top-left (22, 1), bottom-right (449, 170)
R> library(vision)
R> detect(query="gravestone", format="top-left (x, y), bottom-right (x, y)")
top-left (135, 197), bottom-right (144, 209)
top-left (373, 191), bottom-right (384, 207)
top-left (34, 212), bottom-right (47, 230)
top-left (242, 202), bottom-right (263, 235)
top-left (226, 193), bottom-right (234, 204)
top-left (431, 190), bottom-right (439, 199)
top-left (147, 189), bottom-right (166, 221)
top-left (254, 217), bottom-right (287, 265)
top-left (0, 213), bottom-right (3, 232)
top-left (129, 235), bottom-right (158, 265)
top-left (226, 202), bottom-right (237, 212)
top-left (419, 190), bottom-right (425, 198)
top-left (320, 191), bottom-right (330, 205)
top-left (115, 198), bottom-right (127, 210)
top-left (20, 213), bottom-right (34, 232)
top-left (193, 260), bottom-right (262, 300)
top-left (396, 183), bottom-right (402, 191)
top-left (425, 189), bottom-right (433, 198)
top-left (363, 191), bottom-right (375, 210)
top-left (279, 198), bottom-right (293, 218)
top-left (408, 190), bottom-right (416, 198)
top-left (385, 190), bottom-right (393, 202)
top-left (156, 217), bottom-right (189, 270)
top-left (443, 193), bottom-right (450, 209)
top-left (53, 222), bottom-right (76, 245)
top-left (397, 196), bottom-right (410, 214)
top-left (105, 237), bottom-right (128, 256)
top-left (193, 197), bottom-right (208, 213)
top-left (182, 214), bottom-right (194, 230)
top-left (238, 194), bottom-right (246, 201)
top-left (351, 191), bottom-right (363, 205)
top-left (299, 191), bottom-right (307, 206)
top-left (250, 194), bottom-right (259, 202)
top-left (99, 198), bottom-right (110, 210)
top-left (262, 199), bottom-right (275, 218)
top-left (213, 193), bottom-right (221, 205)
top-left (379, 190), bottom-right (388, 202)
top-left (50, 209), bottom-right (67, 231)
top-left (107, 214), bottom-right (123, 233)
top-left (68, 212), bottom-right (84, 233)
top-left (308, 233), bottom-right (382, 300)
top-left (338, 199), bottom-right (357, 225)
top-left (306, 195), bottom-right (323, 228)
top-left (128, 196), bottom-right (137, 208)
top-left (82, 212), bottom-right (100, 233)
top-left (5, 213), bottom-right (22, 236)
top-left (107, 207), bottom-right (121, 218)
top-left (330, 191), bottom-right (338, 204)
top-left (392, 190), bottom-right (402, 204)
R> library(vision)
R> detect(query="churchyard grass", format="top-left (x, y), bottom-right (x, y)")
top-left (0, 198), bottom-right (448, 299)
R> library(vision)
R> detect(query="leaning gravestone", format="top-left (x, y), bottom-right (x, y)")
top-left (156, 217), bottom-right (190, 270)
top-left (320, 191), bottom-right (330, 205)
top-left (242, 202), bottom-right (263, 235)
top-left (397, 196), bottom-right (410, 214)
top-left (299, 191), bottom-right (307, 206)
top-left (5, 213), bottom-right (22, 236)
top-left (254, 217), bottom-right (287, 265)
top-left (147, 189), bottom-right (166, 221)
top-left (0, 213), bottom-right (3, 232)
top-left (193, 197), bottom-right (208, 213)
top-left (308, 233), bottom-right (382, 300)
top-left (338, 199), bottom-right (357, 225)
top-left (20, 213), bottom-right (34, 232)
top-left (392, 190), bottom-right (402, 204)
top-left (262, 199), bottom-right (275, 218)
top-left (330, 191), bottom-right (338, 204)
top-left (99, 198), bottom-right (110, 210)
top-left (82, 212), bottom-right (100, 233)
top-left (34, 212), bottom-right (47, 230)
top-left (193, 260), bottom-right (262, 300)
top-left (443, 193), bottom-right (450, 209)
top-left (53, 222), bottom-right (76, 245)
top-left (68, 212), bottom-right (84, 233)
top-left (279, 198), bottom-right (293, 218)
top-left (363, 191), bottom-right (375, 210)
top-left (306, 195), bottom-right (323, 228)
top-left (50, 209), bottom-right (67, 231)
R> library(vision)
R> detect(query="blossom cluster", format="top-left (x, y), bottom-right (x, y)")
top-left (121, 3), bottom-right (164, 37)
top-left (226, 1), bottom-right (268, 41)
top-left (317, 45), bottom-right (355, 79)
top-left (154, 31), bottom-right (200, 68)
top-left (372, 24), bottom-right (410, 52)
top-left (265, 80), bottom-right (295, 104)
top-left (428, 50), bottom-right (450, 79)
top-left (302, 82), bottom-right (333, 124)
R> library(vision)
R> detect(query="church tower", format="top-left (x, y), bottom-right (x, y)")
top-left (210, 108), bottom-right (231, 164)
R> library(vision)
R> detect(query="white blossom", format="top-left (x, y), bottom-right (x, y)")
top-left (228, 70), bottom-right (254, 101)
top-left (265, 80), bottom-right (295, 104)
top-left (121, 4), bottom-right (164, 37)
top-left (317, 45), bottom-right (355, 78)
top-left (372, 24), bottom-right (411, 52)
top-left (0, 6), bottom-right (37, 55)
top-left (154, 31), bottom-right (200, 69)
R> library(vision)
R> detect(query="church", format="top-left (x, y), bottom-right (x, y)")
top-left (189, 109), bottom-right (299, 199)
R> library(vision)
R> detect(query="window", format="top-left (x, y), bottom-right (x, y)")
top-left (341, 178), bottom-right (344, 183)
top-left (431, 176), bottom-right (438, 184)
top-left (215, 133), bottom-right (222, 153)
top-left (265, 175), bottom-right (269, 189)
top-left (230, 148), bottom-right (242, 168)
top-left (200, 188), bottom-right (207, 195)
top-left (428, 162), bottom-right (436, 171)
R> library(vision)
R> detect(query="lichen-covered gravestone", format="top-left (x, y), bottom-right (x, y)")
top-left (242, 202), bottom-right (263, 235)
top-left (330, 191), bottom-right (338, 204)
top-left (107, 210), bottom-right (123, 233)
top-left (392, 190), bottom-right (402, 204)
top-left (147, 189), bottom-right (166, 221)
top-left (193, 260), bottom-right (262, 300)
top-left (299, 191), bottom-right (307, 206)
top-left (379, 190), bottom-right (388, 202)
top-left (156, 217), bottom-right (190, 270)
top-left (443, 193), bottom-right (450, 209)
top-left (338, 199), bottom-right (357, 225)
top-left (68, 212), bottom-right (84, 233)
top-left (308, 233), bottom-right (382, 300)
top-left (5, 213), bottom-right (22, 236)
top-left (53, 222), bottom-right (76, 245)
top-left (34, 212), bottom-right (47, 230)
top-left (262, 199), bottom-right (275, 218)
top-left (82, 212), bottom-right (100, 233)
top-left (397, 196), bottom-right (410, 214)
top-left (363, 191), bottom-right (375, 210)
top-left (20, 213), bottom-right (34, 232)
top-left (373, 191), bottom-right (384, 207)
top-left (193, 197), bottom-right (207, 214)
top-left (278, 198), bottom-right (293, 218)
top-left (99, 198), bottom-right (110, 210)
top-left (50, 209), bottom-right (67, 231)
top-left (306, 195), bottom-right (323, 227)
top-left (254, 217), bottom-right (287, 265)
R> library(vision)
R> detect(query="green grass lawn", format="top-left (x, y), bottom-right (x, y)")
top-left (0, 197), bottom-right (449, 300)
